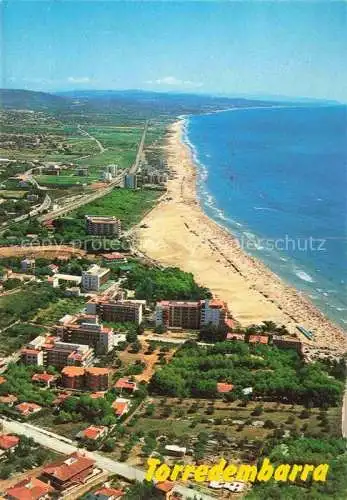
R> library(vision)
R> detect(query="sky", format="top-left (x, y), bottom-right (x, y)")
top-left (2, 1), bottom-right (347, 101)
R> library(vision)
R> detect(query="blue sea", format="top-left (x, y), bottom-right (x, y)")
top-left (185, 105), bottom-right (347, 329)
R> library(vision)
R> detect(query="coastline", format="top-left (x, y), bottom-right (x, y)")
top-left (136, 119), bottom-right (347, 353)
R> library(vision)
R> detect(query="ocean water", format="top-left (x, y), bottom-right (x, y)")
top-left (185, 105), bottom-right (347, 329)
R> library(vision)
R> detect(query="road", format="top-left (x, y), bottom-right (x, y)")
top-left (38, 172), bottom-right (125, 222)
top-left (0, 419), bottom-right (214, 499)
top-left (128, 121), bottom-right (148, 175)
top-left (77, 124), bottom-right (106, 154)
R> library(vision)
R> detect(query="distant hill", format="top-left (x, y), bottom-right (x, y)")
top-left (0, 89), bottom-right (70, 111)
top-left (0, 88), bottom-right (284, 124)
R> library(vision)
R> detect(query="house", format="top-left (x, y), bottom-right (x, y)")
top-left (90, 487), bottom-right (124, 499)
top-left (217, 382), bottom-right (234, 394)
top-left (77, 426), bottom-right (107, 441)
top-left (102, 252), bottom-right (127, 263)
top-left (0, 376), bottom-right (6, 385)
top-left (248, 335), bottom-right (269, 345)
top-left (15, 402), bottom-right (42, 417)
top-left (272, 335), bottom-right (302, 352)
top-left (41, 452), bottom-right (97, 492)
top-left (112, 398), bottom-right (130, 418)
top-left (32, 372), bottom-right (57, 388)
top-left (5, 477), bottom-right (53, 500)
top-left (0, 394), bottom-right (18, 406)
top-left (0, 434), bottom-right (19, 451)
top-left (114, 378), bottom-right (137, 393)
top-left (155, 481), bottom-right (177, 500)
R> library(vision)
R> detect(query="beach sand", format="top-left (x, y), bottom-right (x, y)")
top-left (136, 119), bottom-right (347, 353)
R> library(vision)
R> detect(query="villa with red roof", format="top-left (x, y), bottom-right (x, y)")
top-left (41, 452), bottom-right (97, 492)
top-left (0, 434), bottom-right (19, 451)
top-left (5, 477), bottom-right (53, 500)
top-left (15, 402), bottom-right (42, 417)
top-left (112, 398), bottom-right (130, 418)
top-left (77, 425), bottom-right (107, 441)
top-left (32, 372), bottom-right (58, 388)
top-left (92, 487), bottom-right (124, 499)
top-left (114, 378), bottom-right (137, 393)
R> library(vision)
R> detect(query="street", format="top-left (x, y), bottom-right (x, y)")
top-left (0, 418), bottom-right (215, 499)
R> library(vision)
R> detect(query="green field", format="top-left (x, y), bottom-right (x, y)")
top-left (35, 174), bottom-right (99, 186)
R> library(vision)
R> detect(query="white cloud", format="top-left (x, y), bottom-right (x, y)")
top-left (146, 76), bottom-right (203, 88)
top-left (67, 76), bottom-right (91, 84)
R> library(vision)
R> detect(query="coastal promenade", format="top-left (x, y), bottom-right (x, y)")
top-left (136, 120), bottom-right (347, 353)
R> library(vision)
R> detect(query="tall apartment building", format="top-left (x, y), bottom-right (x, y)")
top-left (56, 314), bottom-right (114, 354)
top-left (200, 299), bottom-right (228, 327)
top-left (155, 299), bottom-right (229, 330)
top-left (21, 337), bottom-right (94, 369)
top-left (85, 215), bottom-right (121, 236)
top-left (45, 342), bottom-right (94, 369)
top-left (155, 301), bottom-right (201, 330)
top-left (81, 264), bottom-right (110, 291)
top-left (61, 366), bottom-right (111, 391)
top-left (86, 297), bottom-right (144, 325)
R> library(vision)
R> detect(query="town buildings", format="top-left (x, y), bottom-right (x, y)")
top-left (61, 366), bottom-right (111, 391)
top-left (82, 264), bottom-right (110, 291)
top-left (85, 215), bottom-right (121, 237)
top-left (21, 337), bottom-right (94, 369)
top-left (86, 297), bottom-right (144, 325)
top-left (155, 299), bottom-right (230, 330)
top-left (57, 314), bottom-right (114, 354)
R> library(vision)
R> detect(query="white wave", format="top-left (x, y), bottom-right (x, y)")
top-left (279, 257), bottom-right (287, 262)
top-left (335, 307), bottom-right (347, 312)
top-left (253, 206), bottom-right (276, 211)
top-left (294, 269), bottom-right (315, 283)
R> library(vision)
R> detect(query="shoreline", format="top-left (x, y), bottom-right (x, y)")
top-left (136, 118), bottom-right (347, 353)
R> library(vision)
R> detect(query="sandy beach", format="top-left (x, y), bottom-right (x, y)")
top-left (136, 119), bottom-right (347, 353)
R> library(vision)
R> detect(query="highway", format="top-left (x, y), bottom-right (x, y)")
top-left (38, 172), bottom-right (125, 222)
top-left (128, 121), bottom-right (148, 175)
top-left (0, 418), bottom-right (215, 499)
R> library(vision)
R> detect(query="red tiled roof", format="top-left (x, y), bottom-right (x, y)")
top-left (32, 372), bottom-right (56, 384)
top-left (114, 378), bottom-right (137, 391)
top-left (0, 376), bottom-right (6, 384)
top-left (0, 434), bottom-right (19, 450)
top-left (156, 481), bottom-right (175, 493)
top-left (102, 252), bottom-right (127, 260)
top-left (95, 488), bottom-right (124, 498)
top-left (249, 335), bottom-right (269, 344)
top-left (85, 367), bottom-right (110, 376)
top-left (61, 366), bottom-right (85, 377)
top-left (82, 426), bottom-right (106, 440)
top-left (112, 401), bottom-right (129, 417)
top-left (21, 348), bottom-right (41, 356)
top-left (209, 299), bottom-right (227, 309)
top-left (217, 382), bottom-right (234, 393)
top-left (5, 477), bottom-right (53, 500)
top-left (16, 402), bottom-right (42, 415)
top-left (43, 452), bottom-right (95, 482)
